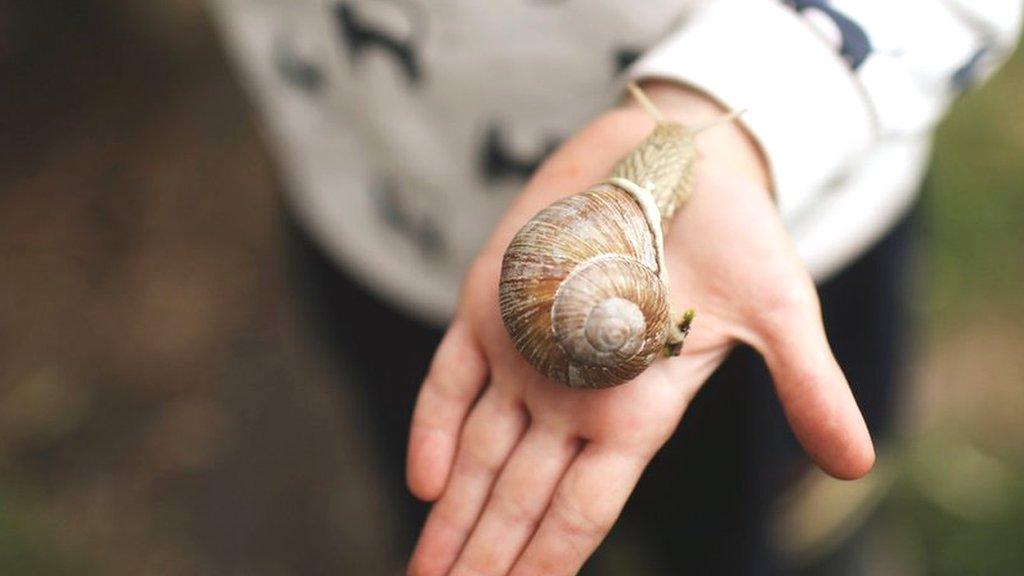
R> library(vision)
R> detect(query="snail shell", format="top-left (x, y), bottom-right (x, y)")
top-left (498, 83), bottom-right (737, 389)
top-left (498, 182), bottom-right (671, 388)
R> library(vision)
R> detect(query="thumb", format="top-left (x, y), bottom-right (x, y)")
top-left (753, 294), bottom-right (876, 480)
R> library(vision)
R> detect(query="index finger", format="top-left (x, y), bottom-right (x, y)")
top-left (407, 321), bottom-right (489, 501)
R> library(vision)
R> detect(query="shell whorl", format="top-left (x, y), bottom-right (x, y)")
top-left (499, 184), bottom-right (670, 388)
top-left (550, 254), bottom-right (669, 387)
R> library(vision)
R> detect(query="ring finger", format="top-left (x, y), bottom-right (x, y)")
top-left (408, 385), bottom-right (528, 576)
top-left (448, 427), bottom-right (581, 575)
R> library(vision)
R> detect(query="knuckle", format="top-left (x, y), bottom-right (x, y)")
top-left (430, 496), bottom-right (463, 529)
top-left (457, 421), bottom-right (509, 477)
top-left (767, 280), bottom-right (818, 313)
top-left (450, 562), bottom-right (492, 576)
top-left (552, 493), bottom-right (611, 542)
top-left (458, 441), bottom-right (500, 479)
top-left (426, 360), bottom-right (475, 405)
top-left (492, 488), bottom-right (541, 526)
top-left (424, 370), bottom-right (471, 405)
top-left (756, 279), bottom-right (820, 327)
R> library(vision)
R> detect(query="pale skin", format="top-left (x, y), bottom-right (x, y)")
top-left (406, 81), bottom-right (875, 576)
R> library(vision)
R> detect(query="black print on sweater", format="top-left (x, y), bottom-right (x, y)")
top-left (952, 45), bottom-right (990, 91)
top-left (614, 48), bottom-right (643, 74)
top-left (333, 2), bottom-right (422, 84)
top-left (480, 124), bottom-right (561, 184)
top-left (784, 0), bottom-right (872, 70)
top-left (374, 180), bottom-right (445, 258)
top-left (274, 39), bottom-right (325, 92)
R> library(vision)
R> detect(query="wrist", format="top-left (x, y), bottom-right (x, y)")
top-left (483, 83), bottom-right (773, 259)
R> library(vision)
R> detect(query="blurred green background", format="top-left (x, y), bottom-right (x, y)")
top-left (1, 1), bottom-right (1021, 574)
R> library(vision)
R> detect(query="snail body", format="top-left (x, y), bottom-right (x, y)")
top-left (498, 84), bottom-right (740, 389)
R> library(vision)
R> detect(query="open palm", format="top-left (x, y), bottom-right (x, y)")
top-left (406, 95), bottom-right (874, 576)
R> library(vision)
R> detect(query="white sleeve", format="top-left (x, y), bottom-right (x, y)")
top-left (626, 0), bottom-right (1023, 218)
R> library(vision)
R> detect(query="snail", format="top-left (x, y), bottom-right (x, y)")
top-left (498, 83), bottom-right (743, 389)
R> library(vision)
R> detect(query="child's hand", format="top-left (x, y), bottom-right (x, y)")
top-left (405, 82), bottom-right (875, 576)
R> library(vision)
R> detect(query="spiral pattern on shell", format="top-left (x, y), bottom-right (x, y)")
top-left (499, 183), bottom-right (671, 388)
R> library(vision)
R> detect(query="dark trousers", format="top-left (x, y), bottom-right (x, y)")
top-left (287, 205), bottom-right (919, 575)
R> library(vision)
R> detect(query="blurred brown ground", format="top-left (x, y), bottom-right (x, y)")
top-left (1, 1), bottom-right (398, 574)
top-left (2, 2), bottom-right (1023, 575)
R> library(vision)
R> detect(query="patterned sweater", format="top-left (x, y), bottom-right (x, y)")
top-left (210, 0), bottom-right (1022, 325)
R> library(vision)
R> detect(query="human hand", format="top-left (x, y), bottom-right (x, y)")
top-left (406, 82), bottom-right (874, 576)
